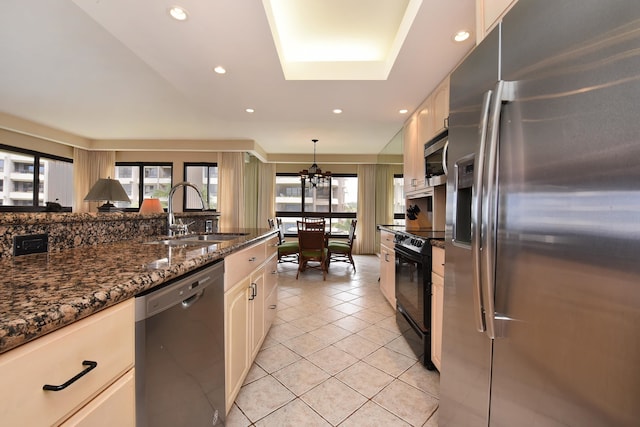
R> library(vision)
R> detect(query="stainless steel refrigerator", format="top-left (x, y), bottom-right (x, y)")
top-left (441, 1), bottom-right (640, 425)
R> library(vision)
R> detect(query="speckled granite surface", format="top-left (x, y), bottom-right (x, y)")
top-left (0, 227), bottom-right (276, 354)
top-left (0, 211), bottom-right (220, 258)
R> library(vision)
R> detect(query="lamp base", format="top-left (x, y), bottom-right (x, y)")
top-left (97, 202), bottom-right (122, 212)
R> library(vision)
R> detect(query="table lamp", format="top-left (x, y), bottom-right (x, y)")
top-left (84, 177), bottom-right (130, 212)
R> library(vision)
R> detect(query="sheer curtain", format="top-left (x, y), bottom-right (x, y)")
top-left (219, 152), bottom-right (245, 229)
top-left (257, 161), bottom-right (276, 227)
top-left (73, 148), bottom-right (116, 213)
top-left (355, 164), bottom-right (377, 254)
top-left (243, 156), bottom-right (276, 229)
top-left (375, 164), bottom-right (394, 250)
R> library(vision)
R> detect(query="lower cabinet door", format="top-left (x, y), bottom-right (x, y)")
top-left (62, 369), bottom-right (135, 427)
top-left (224, 277), bottom-right (251, 412)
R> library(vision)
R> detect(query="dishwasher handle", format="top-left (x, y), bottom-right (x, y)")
top-left (182, 289), bottom-right (205, 309)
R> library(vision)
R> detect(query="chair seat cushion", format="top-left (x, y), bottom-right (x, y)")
top-left (300, 248), bottom-right (328, 258)
top-left (328, 241), bottom-right (350, 251)
top-left (279, 242), bottom-right (299, 256)
top-left (280, 241), bottom-right (299, 249)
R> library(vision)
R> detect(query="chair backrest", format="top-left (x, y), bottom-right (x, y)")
top-left (275, 218), bottom-right (286, 244)
top-left (297, 219), bottom-right (325, 232)
top-left (347, 219), bottom-right (357, 245)
top-left (297, 229), bottom-right (326, 257)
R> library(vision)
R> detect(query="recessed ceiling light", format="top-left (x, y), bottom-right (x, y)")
top-left (213, 66), bottom-right (226, 74)
top-left (245, 108), bottom-right (255, 113)
top-left (333, 109), bottom-right (343, 114)
top-left (399, 109), bottom-right (409, 114)
top-left (453, 30), bottom-right (470, 42)
top-left (168, 6), bottom-right (188, 21)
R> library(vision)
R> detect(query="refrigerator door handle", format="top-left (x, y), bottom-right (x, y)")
top-left (482, 80), bottom-right (514, 339)
top-left (471, 89), bottom-right (493, 333)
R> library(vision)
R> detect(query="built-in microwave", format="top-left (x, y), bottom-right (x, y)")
top-left (424, 129), bottom-right (449, 187)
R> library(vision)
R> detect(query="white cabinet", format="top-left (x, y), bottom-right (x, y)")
top-left (476, 0), bottom-right (519, 42)
top-left (403, 114), bottom-right (422, 193)
top-left (224, 236), bottom-right (278, 413)
top-left (431, 246), bottom-right (445, 371)
top-left (404, 76), bottom-right (450, 197)
top-left (0, 300), bottom-right (135, 426)
top-left (379, 230), bottom-right (396, 309)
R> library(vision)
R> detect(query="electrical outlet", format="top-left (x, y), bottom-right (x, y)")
top-left (13, 233), bottom-right (49, 256)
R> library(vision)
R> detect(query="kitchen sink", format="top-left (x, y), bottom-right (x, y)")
top-left (182, 233), bottom-right (249, 242)
top-left (144, 232), bottom-right (249, 246)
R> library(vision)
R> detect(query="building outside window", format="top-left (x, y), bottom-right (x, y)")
top-left (275, 173), bottom-right (357, 236)
top-left (115, 163), bottom-right (173, 209)
top-left (184, 163), bottom-right (218, 210)
top-left (394, 174), bottom-right (405, 226)
top-left (0, 145), bottom-right (73, 210)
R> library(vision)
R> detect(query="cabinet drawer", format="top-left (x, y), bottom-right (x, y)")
top-left (62, 369), bottom-right (135, 427)
top-left (265, 234), bottom-right (278, 259)
top-left (224, 241), bottom-right (266, 290)
top-left (380, 230), bottom-right (396, 246)
top-left (264, 254), bottom-right (278, 298)
top-left (432, 246), bottom-right (445, 277)
top-left (0, 300), bottom-right (134, 426)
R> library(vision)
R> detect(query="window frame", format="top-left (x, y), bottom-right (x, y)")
top-left (0, 144), bottom-right (73, 212)
top-left (115, 162), bottom-right (173, 211)
top-left (183, 162), bottom-right (218, 211)
top-left (275, 172), bottom-right (357, 238)
top-left (394, 173), bottom-right (405, 224)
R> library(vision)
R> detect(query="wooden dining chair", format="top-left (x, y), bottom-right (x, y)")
top-left (296, 228), bottom-right (328, 280)
top-left (273, 218), bottom-right (299, 263)
top-left (297, 219), bottom-right (325, 231)
top-left (327, 219), bottom-right (357, 272)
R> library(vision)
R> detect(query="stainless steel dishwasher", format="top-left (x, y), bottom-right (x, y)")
top-left (135, 259), bottom-right (225, 427)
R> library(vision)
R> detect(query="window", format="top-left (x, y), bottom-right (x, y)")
top-left (184, 163), bottom-right (218, 210)
top-left (115, 162), bottom-right (173, 210)
top-left (275, 173), bottom-right (357, 236)
top-left (0, 145), bottom-right (73, 211)
top-left (394, 174), bottom-right (405, 225)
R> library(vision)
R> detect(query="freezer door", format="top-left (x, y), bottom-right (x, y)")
top-left (440, 27), bottom-right (500, 427)
top-left (489, 1), bottom-right (640, 426)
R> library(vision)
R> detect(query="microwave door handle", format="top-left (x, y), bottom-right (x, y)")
top-left (471, 89), bottom-right (493, 333)
top-left (442, 140), bottom-right (449, 176)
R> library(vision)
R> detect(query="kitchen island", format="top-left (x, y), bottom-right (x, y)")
top-left (0, 227), bottom-right (277, 354)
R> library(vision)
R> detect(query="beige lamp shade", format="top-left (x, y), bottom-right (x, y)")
top-left (84, 177), bottom-right (130, 212)
top-left (139, 198), bottom-right (165, 214)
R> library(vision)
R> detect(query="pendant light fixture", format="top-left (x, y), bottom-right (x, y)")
top-left (299, 139), bottom-right (331, 188)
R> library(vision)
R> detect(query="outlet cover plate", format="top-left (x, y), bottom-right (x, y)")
top-left (13, 233), bottom-right (49, 256)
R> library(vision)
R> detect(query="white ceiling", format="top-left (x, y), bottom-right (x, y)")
top-left (0, 0), bottom-right (475, 157)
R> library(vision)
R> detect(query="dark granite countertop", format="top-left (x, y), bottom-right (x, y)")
top-left (0, 228), bottom-right (276, 354)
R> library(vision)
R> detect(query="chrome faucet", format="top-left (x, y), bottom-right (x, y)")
top-left (167, 181), bottom-right (206, 236)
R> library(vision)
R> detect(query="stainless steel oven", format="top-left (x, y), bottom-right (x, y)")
top-left (395, 230), bottom-right (445, 370)
top-left (424, 130), bottom-right (449, 187)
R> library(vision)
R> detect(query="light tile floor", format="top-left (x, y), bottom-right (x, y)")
top-left (226, 255), bottom-right (440, 427)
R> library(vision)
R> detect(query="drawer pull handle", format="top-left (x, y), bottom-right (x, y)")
top-left (43, 360), bottom-right (97, 391)
top-left (249, 257), bottom-right (257, 262)
top-left (269, 304), bottom-right (277, 309)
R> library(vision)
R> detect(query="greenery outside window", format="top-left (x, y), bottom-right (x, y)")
top-left (0, 144), bottom-right (73, 211)
top-left (115, 162), bottom-right (173, 210)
